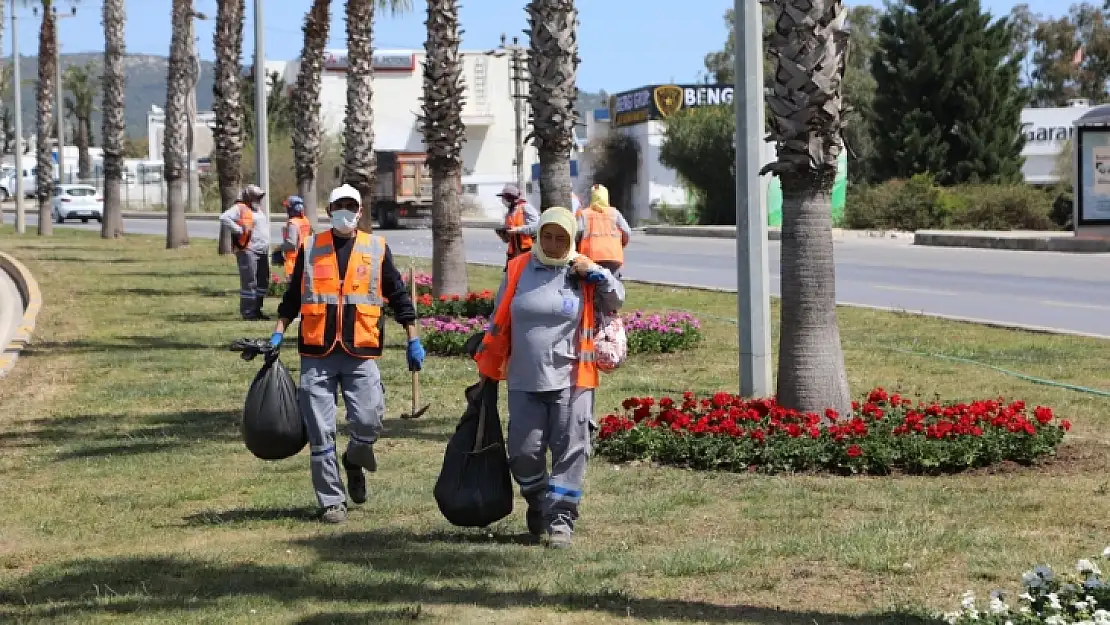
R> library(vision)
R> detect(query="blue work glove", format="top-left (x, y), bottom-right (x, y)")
top-left (406, 337), bottom-right (426, 372)
top-left (270, 331), bottom-right (284, 350)
top-left (585, 269), bottom-right (607, 284)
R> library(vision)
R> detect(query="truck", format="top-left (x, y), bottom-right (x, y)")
top-left (371, 150), bottom-right (433, 229)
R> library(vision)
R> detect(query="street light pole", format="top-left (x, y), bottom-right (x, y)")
top-left (734, 0), bottom-right (772, 397)
top-left (253, 0), bottom-right (269, 199)
top-left (53, 4), bottom-right (76, 184)
top-left (186, 11), bottom-right (207, 213)
top-left (11, 0), bottom-right (24, 233)
top-left (488, 34), bottom-right (527, 194)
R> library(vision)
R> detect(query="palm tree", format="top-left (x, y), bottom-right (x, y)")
top-left (420, 0), bottom-right (467, 296)
top-left (34, 1), bottom-right (57, 236)
top-left (525, 0), bottom-right (579, 211)
top-left (164, 0), bottom-right (192, 249)
top-left (291, 0), bottom-right (331, 215)
top-left (63, 61), bottom-right (98, 181)
top-left (212, 0), bottom-right (244, 254)
top-left (343, 0), bottom-right (411, 232)
top-left (763, 0), bottom-right (851, 416)
top-left (100, 0), bottom-right (126, 239)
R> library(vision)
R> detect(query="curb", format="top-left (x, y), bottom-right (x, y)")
top-left (641, 225), bottom-right (914, 241)
top-left (0, 251), bottom-right (43, 378)
top-left (913, 230), bottom-right (1110, 253)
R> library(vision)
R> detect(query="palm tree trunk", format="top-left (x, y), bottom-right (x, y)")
top-left (292, 0), bottom-right (331, 217)
top-left (212, 0), bottom-right (246, 254)
top-left (776, 170), bottom-right (851, 416)
top-left (431, 168), bottom-right (467, 295)
top-left (526, 0), bottom-right (579, 212)
top-left (100, 0), bottom-right (127, 239)
top-left (344, 0), bottom-right (377, 232)
top-left (35, 5), bottom-right (56, 236)
top-left (76, 117), bottom-right (90, 180)
top-left (164, 0), bottom-right (192, 249)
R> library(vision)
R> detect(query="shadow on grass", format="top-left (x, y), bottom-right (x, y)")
top-left (181, 506), bottom-right (317, 526)
top-left (35, 255), bottom-right (142, 264)
top-left (166, 312), bottom-right (239, 323)
top-left (118, 286), bottom-right (232, 298)
top-left (0, 531), bottom-right (941, 623)
top-left (0, 409), bottom-right (241, 460)
top-left (382, 415), bottom-right (452, 443)
top-left (28, 335), bottom-right (220, 353)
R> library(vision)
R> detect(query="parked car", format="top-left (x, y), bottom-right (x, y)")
top-left (51, 184), bottom-right (103, 223)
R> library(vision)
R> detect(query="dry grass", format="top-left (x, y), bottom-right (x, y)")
top-left (1, 227), bottom-right (1109, 624)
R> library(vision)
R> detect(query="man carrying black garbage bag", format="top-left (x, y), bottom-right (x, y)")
top-left (270, 184), bottom-right (426, 524)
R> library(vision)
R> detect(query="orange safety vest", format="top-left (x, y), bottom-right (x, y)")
top-left (577, 207), bottom-right (625, 264)
top-left (474, 253), bottom-right (599, 389)
top-left (505, 202), bottom-right (534, 259)
top-left (233, 203), bottom-right (254, 250)
top-left (298, 230), bottom-right (388, 360)
top-left (283, 215), bottom-right (314, 276)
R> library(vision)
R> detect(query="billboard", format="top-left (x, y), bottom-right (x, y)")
top-left (608, 84), bottom-right (735, 127)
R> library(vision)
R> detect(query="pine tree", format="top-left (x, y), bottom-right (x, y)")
top-left (870, 0), bottom-right (1027, 184)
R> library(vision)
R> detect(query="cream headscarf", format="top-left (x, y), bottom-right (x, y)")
top-left (533, 206), bottom-right (577, 267)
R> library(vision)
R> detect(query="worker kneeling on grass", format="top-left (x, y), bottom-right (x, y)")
top-left (474, 207), bottom-right (625, 548)
top-left (270, 184), bottom-right (425, 524)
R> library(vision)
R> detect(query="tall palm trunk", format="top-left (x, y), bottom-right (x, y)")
top-left (421, 0), bottom-right (467, 296)
top-left (763, 0), bottom-right (851, 416)
top-left (164, 0), bottom-right (192, 249)
top-left (344, 0), bottom-right (377, 231)
top-left (212, 0), bottom-right (245, 254)
top-left (292, 0), bottom-right (331, 217)
top-left (75, 115), bottom-right (90, 179)
top-left (100, 0), bottom-right (126, 239)
top-left (525, 0), bottom-right (579, 211)
top-left (35, 3), bottom-right (57, 236)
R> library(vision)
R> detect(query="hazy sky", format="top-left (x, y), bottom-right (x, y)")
top-left (0, 0), bottom-right (1070, 93)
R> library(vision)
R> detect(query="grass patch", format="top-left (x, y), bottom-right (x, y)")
top-left (1, 227), bottom-right (1109, 624)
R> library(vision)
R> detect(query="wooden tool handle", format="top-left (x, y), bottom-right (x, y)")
top-left (411, 370), bottom-right (420, 411)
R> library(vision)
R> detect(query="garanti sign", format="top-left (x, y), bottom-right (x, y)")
top-left (608, 84), bottom-right (735, 127)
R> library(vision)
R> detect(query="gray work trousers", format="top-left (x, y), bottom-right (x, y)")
top-left (299, 351), bottom-right (386, 508)
top-left (235, 250), bottom-right (270, 318)
top-left (507, 387), bottom-right (594, 534)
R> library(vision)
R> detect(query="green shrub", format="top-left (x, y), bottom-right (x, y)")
top-left (844, 176), bottom-right (1058, 231)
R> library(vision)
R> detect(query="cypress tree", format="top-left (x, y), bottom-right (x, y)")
top-left (870, 0), bottom-right (1027, 184)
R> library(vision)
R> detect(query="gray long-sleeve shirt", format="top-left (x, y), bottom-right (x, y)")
top-left (506, 201), bottom-right (541, 237)
top-left (493, 256), bottom-right (625, 392)
top-left (219, 203), bottom-right (271, 254)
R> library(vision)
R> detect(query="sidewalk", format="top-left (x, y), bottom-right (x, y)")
top-left (0, 251), bottom-right (41, 378)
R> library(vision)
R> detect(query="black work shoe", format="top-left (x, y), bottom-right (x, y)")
top-left (343, 453), bottom-right (368, 505)
top-left (526, 508), bottom-right (544, 537)
top-left (320, 504), bottom-right (348, 524)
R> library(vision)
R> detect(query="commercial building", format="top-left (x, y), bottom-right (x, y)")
top-left (1021, 100), bottom-right (1088, 186)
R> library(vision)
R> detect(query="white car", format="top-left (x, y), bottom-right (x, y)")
top-left (51, 184), bottom-right (103, 223)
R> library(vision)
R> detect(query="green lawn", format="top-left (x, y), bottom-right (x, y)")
top-left (1, 227), bottom-right (1109, 624)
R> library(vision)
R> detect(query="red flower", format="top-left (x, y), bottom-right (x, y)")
top-left (846, 444), bottom-right (863, 458)
top-left (1060, 420), bottom-right (1072, 431)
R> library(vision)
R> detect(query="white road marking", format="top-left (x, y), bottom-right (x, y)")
top-left (871, 285), bottom-right (958, 296)
top-left (1040, 300), bottom-right (1110, 312)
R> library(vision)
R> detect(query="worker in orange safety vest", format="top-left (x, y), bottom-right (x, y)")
top-left (274, 195), bottom-right (314, 278)
top-left (219, 184), bottom-right (272, 320)
top-left (575, 184), bottom-right (631, 277)
top-left (494, 184), bottom-right (540, 267)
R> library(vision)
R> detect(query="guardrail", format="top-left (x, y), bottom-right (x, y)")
top-left (0, 251), bottom-right (42, 378)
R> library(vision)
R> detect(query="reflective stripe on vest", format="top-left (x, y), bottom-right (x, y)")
top-left (298, 230), bottom-right (387, 359)
top-left (505, 203), bottom-right (534, 258)
top-left (578, 208), bottom-right (623, 263)
top-left (474, 254), bottom-right (598, 389)
top-left (234, 204), bottom-right (254, 250)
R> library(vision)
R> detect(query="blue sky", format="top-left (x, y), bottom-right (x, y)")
top-left (2, 0), bottom-right (1069, 93)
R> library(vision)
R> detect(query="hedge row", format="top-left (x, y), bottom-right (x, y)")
top-left (843, 174), bottom-right (1072, 231)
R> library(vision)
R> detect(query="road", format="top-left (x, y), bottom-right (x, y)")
top-left (11, 215), bottom-right (1110, 337)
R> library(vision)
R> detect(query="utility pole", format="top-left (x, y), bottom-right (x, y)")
top-left (53, 4), bottom-right (76, 184)
top-left (489, 34), bottom-right (527, 193)
top-left (733, 0), bottom-right (772, 397)
top-left (186, 11), bottom-right (207, 213)
top-left (11, 0), bottom-right (24, 233)
top-left (253, 0), bottom-right (269, 200)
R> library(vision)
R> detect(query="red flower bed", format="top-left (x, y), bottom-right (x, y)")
top-left (595, 388), bottom-right (1070, 474)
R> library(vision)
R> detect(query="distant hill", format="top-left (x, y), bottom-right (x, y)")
top-left (7, 52), bottom-right (604, 142)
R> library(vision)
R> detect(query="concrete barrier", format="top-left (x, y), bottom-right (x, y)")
top-left (0, 251), bottom-right (43, 377)
top-left (913, 230), bottom-right (1110, 253)
top-left (642, 225), bottom-right (914, 241)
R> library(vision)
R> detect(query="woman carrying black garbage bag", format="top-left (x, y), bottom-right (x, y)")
top-left (270, 184), bottom-right (425, 525)
top-left (473, 207), bottom-right (625, 549)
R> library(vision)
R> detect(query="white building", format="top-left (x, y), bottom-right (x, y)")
top-left (146, 104), bottom-right (216, 167)
top-left (1021, 99), bottom-right (1088, 185)
top-left (276, 49), bottom-right (538, 218)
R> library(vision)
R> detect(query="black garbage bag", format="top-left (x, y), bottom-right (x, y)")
top-left (241, 353), bottom-right (307, 461)
top-left (433, 379), bottom-right (514, 527)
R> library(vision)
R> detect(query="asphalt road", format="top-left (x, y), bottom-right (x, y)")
top-left (10, 215), bottom-right (1110, 337)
